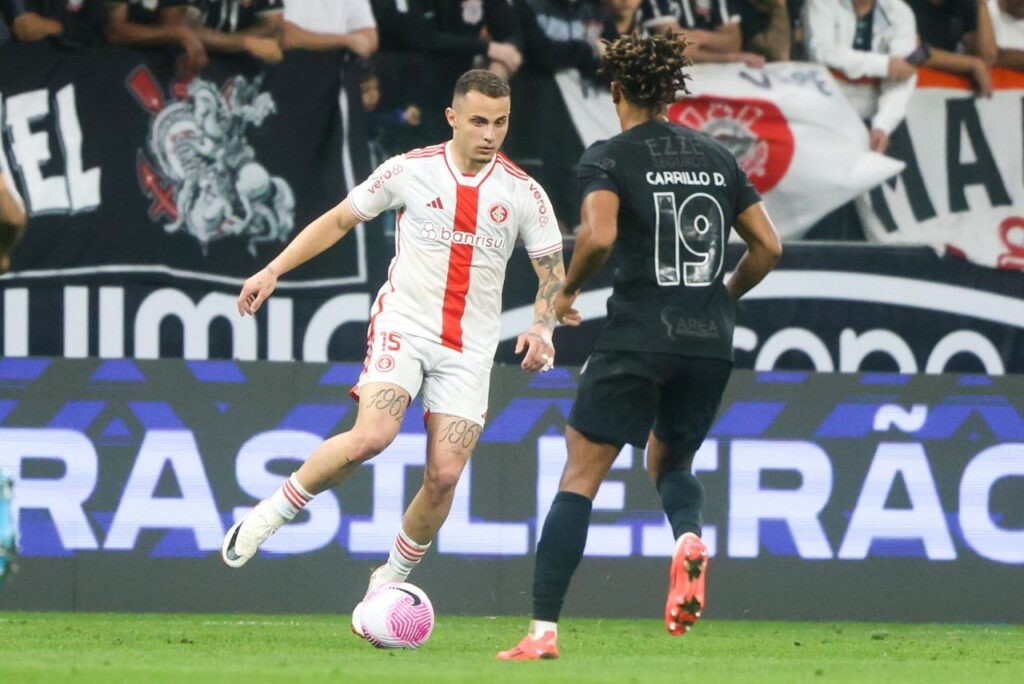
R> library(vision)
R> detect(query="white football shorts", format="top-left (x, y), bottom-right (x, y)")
top-left (352, 328), bottom-right (492, 427)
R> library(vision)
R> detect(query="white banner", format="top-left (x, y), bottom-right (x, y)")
top-left (859, 68), bottom-right (1024, 271)
top-left (555, 62), bottom-right (903, 239)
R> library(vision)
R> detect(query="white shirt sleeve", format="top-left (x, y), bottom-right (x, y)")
top-left (804, 0), bottom-right (891, 79)
top-left (283, 0), bottom-right (312, 29)
top-left (283, 0), bottom-right (376, 32)
top-left (872, 4), bottom-right (919, 135)
top-left (517, 179), bottom-right (563, 259)
top-left (989, 0), bottom-right (1024, 50)
top-left (347, 155), bottom-right (407, 222)
top-left (344, 0), bottom-right (377, 31)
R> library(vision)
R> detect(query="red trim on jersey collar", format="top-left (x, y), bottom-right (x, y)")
top-left (405, 142), bottom-right (445, 159)
top-left (442, 141), bottom-right (498, 187)
top-left (496, 152), bottom-right (529, 180)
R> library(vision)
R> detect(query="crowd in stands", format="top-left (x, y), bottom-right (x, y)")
top-left (1, 1), bottom-right (1022, 243)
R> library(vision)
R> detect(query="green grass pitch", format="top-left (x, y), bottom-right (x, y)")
top-left (1, 613), bottom-right (1021, 683)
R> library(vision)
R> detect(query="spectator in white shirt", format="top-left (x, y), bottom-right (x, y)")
top-left (989, 0), bottom-right (1024, 69)
top-left (804, 0), bottom-right (918, 153)
top-left (282, 0), bottom-right (378, 58)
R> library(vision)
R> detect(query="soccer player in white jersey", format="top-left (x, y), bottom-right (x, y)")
top-left (221, 70), bottom-right (566, 635)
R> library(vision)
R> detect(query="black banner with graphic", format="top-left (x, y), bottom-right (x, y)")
top-left (0, 42), bottom-right (371, 282)
top-left (1, 44), bottom-right (1023, 374)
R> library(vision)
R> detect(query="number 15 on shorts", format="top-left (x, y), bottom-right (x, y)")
top-left (379, 332), bottom-right (402, 352)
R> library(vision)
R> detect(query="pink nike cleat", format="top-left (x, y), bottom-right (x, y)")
top-left (665, 532), bottom-right (708, 636)
top-left (496, 631), bottom-right (560, 660)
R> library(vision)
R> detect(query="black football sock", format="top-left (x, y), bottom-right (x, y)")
top-left (656, 468), bottom-right (704, 539)
top-left (531, 491), bottom-right (593, 622)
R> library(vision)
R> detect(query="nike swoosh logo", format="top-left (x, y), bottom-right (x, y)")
top-left (396, 587), bottom-right (422, 606)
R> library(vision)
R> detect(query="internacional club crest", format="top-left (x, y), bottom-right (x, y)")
top-left (128, 66), bottom-right (296, 255)
top-left (669, 98), bottom-right (794, 195)
top-left (488, 202), bottom-right (510, 225)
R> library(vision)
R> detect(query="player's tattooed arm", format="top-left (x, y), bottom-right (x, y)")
top-left (367, 387), bottom-right (411, 423)
top-left (531, 251), bottom-right (566, 333)
top-left (517, 250), bottom-right (565, 372)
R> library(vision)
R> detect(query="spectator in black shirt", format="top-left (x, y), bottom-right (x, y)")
top-left (372, 0), bottom-right (522, 142)
top-left (735, 0), bottom-right (791, 61)
top-left (639, 0), bottom-right (766, 66)
top-left (2, 0), bottom-right (107, 46)
top-left (188, 0), bottom-right (284, 64)
top-left (373, 0), bottom-right (523, 78)
top-left (107, 1), bottom-right (208, 72)
top-left (518, 0), bottom-right (606, 78)
top-left (908, 0), bottom-right (997, 95)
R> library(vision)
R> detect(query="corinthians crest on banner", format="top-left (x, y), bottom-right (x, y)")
top-left (127, 66), bottom-right (296, 254)
top-left (554, 63), bottom-right (903, 239)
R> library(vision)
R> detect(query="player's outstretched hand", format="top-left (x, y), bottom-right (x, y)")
top-left (516, 325), bottom-right (555, 374)
top-left (553, 290), bottom-right (582, 327)
top-left (237, 266), bottom-right (277, 316)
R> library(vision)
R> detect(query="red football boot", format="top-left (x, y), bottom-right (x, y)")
top-left (496, 631), bottom-right (560, 660)
top-left (665, 532), bottom-right (708, 635)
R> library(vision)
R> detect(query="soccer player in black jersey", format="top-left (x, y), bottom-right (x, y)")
top-left (498, 32), bottom-right (782, 661)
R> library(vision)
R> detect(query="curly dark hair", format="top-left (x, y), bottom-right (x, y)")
top-left (598, 32), bottom-right (692, 109)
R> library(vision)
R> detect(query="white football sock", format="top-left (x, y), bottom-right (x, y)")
top-left (385, 528), bottom-right (430, 581)
top-left (529, 620), bottom-right (558, 639)
top-left (270, 473), bottom-right (313, 520)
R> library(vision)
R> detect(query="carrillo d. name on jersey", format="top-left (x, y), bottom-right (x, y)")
top-left (576, 119), bottom-right (761, 360)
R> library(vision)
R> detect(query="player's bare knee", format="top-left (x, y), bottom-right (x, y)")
top-left (349, 430), bottom-right (395, 462)
top-left (423, 461), bottom-right (465, 499)
top-left (560, 474), bottom-right (601, 500)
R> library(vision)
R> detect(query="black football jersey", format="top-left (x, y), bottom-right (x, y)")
top-left (576, 119), bottom-right (760, 361)
top-left (113, 0), bottom-right (188, 25)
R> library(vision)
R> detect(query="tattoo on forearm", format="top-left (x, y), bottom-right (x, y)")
top-left (534, 252), bottom-right (564, 329)
top-left (437, 419), bottom-right (482, 449)
top-left (367, 388), bottom-right (410, 422)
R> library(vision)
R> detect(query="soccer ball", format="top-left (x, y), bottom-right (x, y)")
top-left (358, 582), bottom-right (434, 649)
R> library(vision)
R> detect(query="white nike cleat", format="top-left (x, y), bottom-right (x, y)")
top-left (351, 565), bottom-right (390, 638)
top-left (221, 499), bottom-right (286, 568)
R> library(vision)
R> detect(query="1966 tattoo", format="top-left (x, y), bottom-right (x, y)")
top-left (367, 387), bottom-right (410, 422)
top-left (436, 418), bottom-right (482, 449)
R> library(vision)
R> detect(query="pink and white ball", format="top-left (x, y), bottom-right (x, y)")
top-left (357, 582), bottom-right (434, 649)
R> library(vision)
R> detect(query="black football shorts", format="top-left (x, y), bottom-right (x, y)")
top-left (568, 350), bottom-right (732, 451)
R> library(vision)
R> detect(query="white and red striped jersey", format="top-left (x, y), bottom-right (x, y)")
top-left (348, 141), bottom-right (562, 357)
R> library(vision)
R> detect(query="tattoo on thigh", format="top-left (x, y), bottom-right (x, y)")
top-left (367, 388), bottom-right (409, 422)
top-left (437, 419), bottom-right (482, 449)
